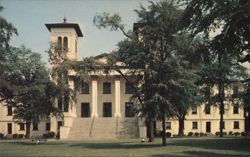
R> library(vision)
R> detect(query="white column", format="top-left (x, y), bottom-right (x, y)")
top-left (91, 77), bottom-right (98, 117)
top-left (115, 76), bottom-right (121, 117)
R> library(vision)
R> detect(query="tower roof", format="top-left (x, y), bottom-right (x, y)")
top-left (45, 19), bottom-right (83, 37)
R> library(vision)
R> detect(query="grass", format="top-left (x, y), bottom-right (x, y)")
top-left (0, 137), bottom-right (250, 157)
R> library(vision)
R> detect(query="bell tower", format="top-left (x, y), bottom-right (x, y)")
top-left (45, 17), bottom-right (83, 61)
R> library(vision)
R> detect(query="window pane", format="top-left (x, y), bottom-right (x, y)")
top-left (33, 122), bottom-right (38, 131)
top-left (191, 107), bottom-right (197, 114)
top-left (19, 123), bottom-right (25, 131)
top-left (82, 82), bottom-right (89, 94)
top-left (63, 37), bottom-right (68, 51)
top-left (125, 102), bottom-right (134, 117)
top-left (103, 82), bottom-right (111, 94)
top-left (192, 121), bottom-right (198, 129)
top-left (46, 123), bottom-right (50, 131)
top-left (125, 82), bottom-right (134, 94)
top-left (205, 104), bottom-right (211, 114)
top-left (7, 106), bottom-right (12, 116)
top-left (166, 122), bottom-right (171, 130)
top-left (234, 121), bottom-right (239, 129)
top-left (233, 103), bottom-right (239, 114)
top-left (103, 102), bottom-right (112, 117)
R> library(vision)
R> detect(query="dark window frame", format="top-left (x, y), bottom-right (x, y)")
top-left (192, 121), bottom-right (198, 129)
top-left (234, 121), bottom-right (239, 129)
top-left (81, 103), bottom-right (90, 117)
top-left (7, 106), bottom-right (12, 116)
top-left (33, 122), bottom-right (38, 131)
top-left (103, 82), bottom-right (111, 94)
top-left (19, 123), bottom-right (25, 131)
top-left (103, 102), bottom-right (112, 117)
top-left (205, 104), bottom-right (211, 114)
top-left (125, 102), bottom-right (134, 117)
top-left (81, 82), bottom-right (89, 94)
top-left (125, 82), bottom-right (134, 94)
top-left (233, 103), bottom-right (239, 114)
top-left (46, 122), bottom-right (51, 131)
top-left (191, 107), bottom-right (197, 115)
top-left (166, 122), bottom-right (171, 130)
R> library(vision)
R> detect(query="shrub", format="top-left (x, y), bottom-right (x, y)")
top-left (241, 132), bottom-right (246, 136)
top-left (194, 132), bottom-right (199, 137)
top-left (200, 132), bottom-right (204, 137)
top-left (18, 134), bottom-right (24, 139)
top-left (48, 132), bottom-right (55, 138)
top-left (188, 132), bottom-right (193, 137)
top-left (229, 131), bottom-right (233, 136)
top-left (223, 132), bottom-right (227, 136)
top-left (234, 132), bottom-right (240, 136)
top-left (13, 134), bottom-right (18, 139)
top-left (0, 133), bottom-right (4, 139)
top-left (215, 132), bottom-right (220, 136)
top-left (42, 132), bottom-right (56, 139)
top-left (166, 132), bottom-right (171, 137)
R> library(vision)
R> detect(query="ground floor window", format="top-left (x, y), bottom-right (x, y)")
top-left (46, 122), bottom-right (50, 131)
top-left (7, 123), bottom-right (12, 134)
top-left (234, 121), bottom-right (239, 129)
top-left (33, 122), bottom-right (38, 131)
top-left (192, 121), bottom-right (198, 129)
top-left (81, 103), bottom-right (90, 117)
top-left (103, 102), bottom-right (112, 117)
top-left (125, 102), bottom-right (134, 117)
top-left (166, 122), bottom-right (171, 130)
top-left (19, 123), bottom-right (25, 131)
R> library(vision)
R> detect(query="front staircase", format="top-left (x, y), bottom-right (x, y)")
top-left (66, 117), bottom-right (139, 140)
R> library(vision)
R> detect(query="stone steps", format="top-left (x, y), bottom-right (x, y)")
top-left (67, 117), bottom-right (139, 140)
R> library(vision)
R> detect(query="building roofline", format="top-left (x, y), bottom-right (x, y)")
top-left (45, 23), bottom-right (83, 37)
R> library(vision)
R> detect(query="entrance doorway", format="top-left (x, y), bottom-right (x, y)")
top-left (7, 123), bottom-right (12, 134)
top-left (103, 102), bottom-right (112, 117)
top-left (206, 121), bottom-right (211, 133)
top-left (81, 103), bottom-right (90, 117)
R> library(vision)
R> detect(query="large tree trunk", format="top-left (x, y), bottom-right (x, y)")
top-left (161, 113), bottom-right (166, 146)
top-left (147, 118), bottom-right (154, 142)
top-left (25, 122), bottom-right (31, 138)
top-left (219, 82), bottom-right (225, 137)
top-left (218, 53), bottom-right (225, 137)
top-left (178, 116), bottom-right (185, 136)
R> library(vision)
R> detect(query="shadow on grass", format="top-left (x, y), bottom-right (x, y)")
top-left (168, 138), bottom-right (250, 153)
top-left (11, 141), bottom-right (64, 146)
top-left (151, 150), bottom-right (250, 157)
top-left (70, 142), bottom-right (161, 149)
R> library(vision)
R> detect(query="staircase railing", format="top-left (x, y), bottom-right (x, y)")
top-left (89, 117), bottom-right (95, 137)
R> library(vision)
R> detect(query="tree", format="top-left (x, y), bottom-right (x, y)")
top-left (3, 46), bottom-right (66, 138)
top-left (0, 5), bottom-right (18, 102)
top-left (181, 0), bottom-right (249, 137)
top-left (93, 0), bottom-right (200, 145)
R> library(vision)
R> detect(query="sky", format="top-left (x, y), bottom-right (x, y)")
top-left (2, 0), bottom-right (152, 64)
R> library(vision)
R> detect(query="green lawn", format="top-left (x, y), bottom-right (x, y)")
top-left (0, 137), bottom-right (250, 157)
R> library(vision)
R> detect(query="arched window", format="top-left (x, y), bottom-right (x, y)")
top-left (63, 37), bottom-right (68, 52)
top-left (57, 36), bottom-right (62, 51)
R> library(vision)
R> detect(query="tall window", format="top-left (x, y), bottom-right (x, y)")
top-left (205, 104), bottom-right (211, 114)
top-left (166, 122), bottom-right (171, 130)
top-left (19, 123), bottom-right (25, 131)
top-left (7, 106), bottom-right (12, 116)
top-left (125, 82), bottom-right (134, 94)
top-left (125, 102), bottom-right (134, 117)
top-left (33, 122), bottom-right (38, 131)
top-left (234, 121), bottom-right (239, 129)
top-left (103, 102), bottom-right (112, 117)
top-left (81, 103), bottom-right (90, 117)
top-left (103, 82), bottom-right (111, 94)
top-left (46, 123), bottom-right (51, 131)
top-left (233, 86), bottom-right (239, 97)
top-left (63, 37), bottom-right (68, 51)
top-left (191, 107), bottom-right (197, 114)
top-left (81, 82), bottom-right (89, 94)
top-left (192, 121), bottom-right (198, 129)
top-left (233, 103), bottom-right (239, 114)
top-left (57, 36), bottom-right (62, 50)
